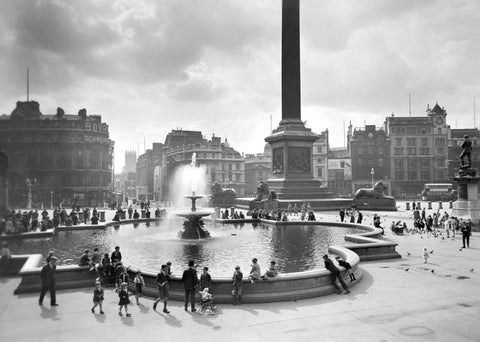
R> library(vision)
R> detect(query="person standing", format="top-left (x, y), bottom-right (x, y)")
top-left (134, 271), bottom-right (145, 305)
top-left (232, 265), bottom-right (243, 305)
top-left (199, 267), bottom-right (212, 291)
top-left (356, 211), bottom-right (363, 224)
top-left (0, 242), bottom-right (11, 276)
top-left (323, 254), bottom-right (350, 295)
top-left (339, 208), bottom-right (345, 222)
top-left (462, 220), bottom-right (472, 248)
top-left (181, 260), bottom-right (198, 312)
top-left (39, 256), bottom-right (58, 306)
top-left (91, 281), bottom-right (104, 314)
top-left (153, 265), bottom-right (170, 313)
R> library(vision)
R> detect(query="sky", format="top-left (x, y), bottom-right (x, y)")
top-left (1, 0), bottom-right (479, 172)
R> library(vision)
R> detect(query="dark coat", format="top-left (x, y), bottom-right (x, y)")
top-left (181, 268), bottom-right (199, 290)
top-left (40, 264), bottom-right (56, 285)
top-left (111, 251), bottom-right (122, 264)
top-left (324, 258), bottom-right (340, 275)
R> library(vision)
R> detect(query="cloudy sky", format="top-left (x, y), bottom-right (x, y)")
top-left (1, 0), bottom-right (479, 171)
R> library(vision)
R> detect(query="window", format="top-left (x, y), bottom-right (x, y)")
top-left (317, 158), bottom-right (323, 164)
top-left (395, 171), bottom-right (404, 180)
top-left (357, 158), bottom-right (363, 166)
top-left (438, 128), bottom-right (442, 134)
top-left (436, 159), bottom-right (445, 168)
top-left (317, 168), bottom-right (323, 178)
top-left (378, 158), bottom-right (384, 167)
top-left (407, 138), bottom-right (416, 146)
top-left (394, 159), bottom-right (403, 170)
top-left (395, 138), bottom-right (402, 146)
top-left (408, 171), bottom-right (417, 181)
top-left (394, 148), bottom-right (403, 156)
top-left (316, 146), bottom-right (323, 153)
top-left (435, 138), bottom-right (445, 146)
top-left (437, 147), bottom-right (445, 155)
top-left (435, 171), bottom-right (445, 181)
top-left (421, 159), bottom-right (430, 169)
top-left (421, 138), bottom-right (428, 146)
top-left (378, 147), bottom-right (384, 154)
top-left (407, 148), bottom-right (416, 156)
top-left (407, 159), bottom-right (417, 169)
top-left (421, 171), bottom-right (430, 181)
top-left (420, 148), bottom-right (429, 155)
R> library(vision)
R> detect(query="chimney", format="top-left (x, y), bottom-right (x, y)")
top-left (56, 107), bottom-right (65, 119)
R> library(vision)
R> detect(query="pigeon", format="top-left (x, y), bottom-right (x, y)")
top-left (405, 268), bottom-right (409, 272)
top-left (429, 250), bottom-right (434, 254)
top-left (431, 269), bottom-right (435, 273)
top-left (407, 252), bottom-right (411, 256)
top-left (441, 237), bottom-right (445, 240)
top-left (470, 269), bottom-right (474, 272)
top-left (459, 248), bottom-right (463, 251)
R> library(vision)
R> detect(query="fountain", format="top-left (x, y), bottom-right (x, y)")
top-left (176, 190), bottom-right (211, 239)
top-left (171, 153), bottom-right (211, 239)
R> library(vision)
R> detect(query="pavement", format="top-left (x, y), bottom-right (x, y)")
top-left (1, 202), bottom-right (479, 341)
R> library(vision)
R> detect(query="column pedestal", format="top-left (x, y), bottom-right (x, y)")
top-left (452, 168), bottom-right (480, 231)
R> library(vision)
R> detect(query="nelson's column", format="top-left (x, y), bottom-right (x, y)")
top-left (265, 0), bottom-right (334, 209)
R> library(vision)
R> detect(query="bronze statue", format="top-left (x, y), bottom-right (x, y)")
top-left (354, 181), bottom-right (388, 199)
top-left (254, 181), bottom-right (277, 202)
top-left (459, 135), bottom-right (472, 169)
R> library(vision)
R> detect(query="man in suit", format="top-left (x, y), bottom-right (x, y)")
top-left (323, 254), bottom-right (350, 295)
top-left (39, 256), bottom-right (58, 306)
top-left (181, 260), bottom-right (198, 312)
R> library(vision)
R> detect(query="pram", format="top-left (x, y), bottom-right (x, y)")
top-left (198, 288), bottom-right (216, 315)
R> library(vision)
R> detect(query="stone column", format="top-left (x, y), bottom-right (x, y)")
top-left (281, 0), bottom-right (301, 123)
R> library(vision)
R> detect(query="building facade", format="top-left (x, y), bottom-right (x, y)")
top-left (244, 144), bottom-right (272, 197)
top-left (164, 130), bottom-right (245, 198)
top-left (327, 147), bottom-right (352, 197)
top-left (136, 143), bottom-right (163, 201)
top-left (0, 101), bottom-right (114, 208)
top-left (349, 124), bottom-right (391, 194)
top-left (312, 130), bottom-right (329, 187)
top-left (384, 103), bottom-right (450, 197)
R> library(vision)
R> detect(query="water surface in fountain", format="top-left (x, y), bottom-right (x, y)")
top-left (8, 220), bottom-right (365, 276)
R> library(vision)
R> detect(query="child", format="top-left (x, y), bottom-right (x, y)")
top-left (199, 267), bottom-right (212, 291)
top-left (198, 287), bottom-right (216, 315)
top-left (232, 266), bottom-right (243, 305)
top-left (134, 271), bottom-right (145, 305)
top-left (91, 281), bottom-right (104, 314)
top-left (261, 261), bottom-right (278, 280)
top-left (422, 247), bottom-right (429, 264)
top-left (336, 256), bottom-right (356, 282)
top-left (118, 282), bottom-right (131, 317)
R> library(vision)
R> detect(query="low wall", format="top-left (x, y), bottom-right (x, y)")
top-left (13, 248), bottom-right (362, 304)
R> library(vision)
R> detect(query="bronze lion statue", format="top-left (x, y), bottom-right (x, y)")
top-left (210, 182), bottom-right (238, 207)
top-left (254, 181), bottom-right (277, 201)
top-left (354, 180), bottom-right (388, 199)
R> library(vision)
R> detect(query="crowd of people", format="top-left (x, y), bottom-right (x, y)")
top-left (249, 202), bottom-right (317, 222)
top-left (0, 207), bottom-right (101, 235)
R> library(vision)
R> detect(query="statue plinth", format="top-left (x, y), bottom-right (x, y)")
top-left (452, 168), bottom-right (480, 229)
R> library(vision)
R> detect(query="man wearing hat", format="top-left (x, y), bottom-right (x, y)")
top-left (39, 255), bottom-right (58, 306)
top-left (323, 254), bottom-right (350, 294)
top-left (181, 260), bottom-right (199, 312)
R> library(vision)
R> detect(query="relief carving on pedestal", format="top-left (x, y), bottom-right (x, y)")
top-left (272, 148), bottom-right (284, 174)
top-left (287, 147), bottom-right (310, 174)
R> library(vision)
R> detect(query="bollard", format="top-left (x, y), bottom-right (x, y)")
top-left (449, 201), bottom-right (453, 209)
top-left (428, 201), bottom-right (432, 210)
top-left (406, 202), bottom-right (410, 210)
top-left (438, 201), bottom-right (443, 209)
top-left (141, 210), bottom-right (146, 218)
top-left (99, 211), bottom-right (105, 222)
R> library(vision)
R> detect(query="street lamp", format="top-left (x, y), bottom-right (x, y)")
top-left (50, 190), bottom-right (53, 209)
top-left (371, 168), bottom-right (375, 187)
top-left (26, 178), bottom-right (32, 209)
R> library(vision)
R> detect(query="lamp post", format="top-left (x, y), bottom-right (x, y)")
top-left (26, 178), bottom-right (32, 209)
top-left (50, 190), bottom-right (53, 209)
top-left (371, 168), bottom-right (375, 187)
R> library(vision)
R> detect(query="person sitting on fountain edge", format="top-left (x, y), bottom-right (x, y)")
top-left (248, 258), bottom-right (261, 283)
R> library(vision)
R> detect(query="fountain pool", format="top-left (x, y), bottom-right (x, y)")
top-left (7, 218), bottom-right (365, 276)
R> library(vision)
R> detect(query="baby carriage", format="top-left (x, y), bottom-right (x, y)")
top-left (198, 288), bottom-right (216, 315)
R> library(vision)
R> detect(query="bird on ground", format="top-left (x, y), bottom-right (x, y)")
top-left (431, 269), bottom-right (435, 273)
top-left (405, 268), bottom-right (409, 272)
top-left (459, 248), bottom-right (463, 251)
top-left (429, 250), bottom-right (434, 254)
top-left (470, 269), bottom-right (474, 272)
top-left (407, 252), bottom-right (411, 256)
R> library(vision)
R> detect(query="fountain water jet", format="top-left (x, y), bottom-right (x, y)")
top-left (170, 153), bottom-right (212, 239)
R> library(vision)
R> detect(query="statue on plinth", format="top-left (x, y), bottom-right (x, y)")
top-left (249, 181), bottom-right (278, 211)
top-left (209, 182), bottom-right (237, 208)
top-left (354, 181), bottom-right (388, 199)
top-left (459, 135), bottom-right (472, 169)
